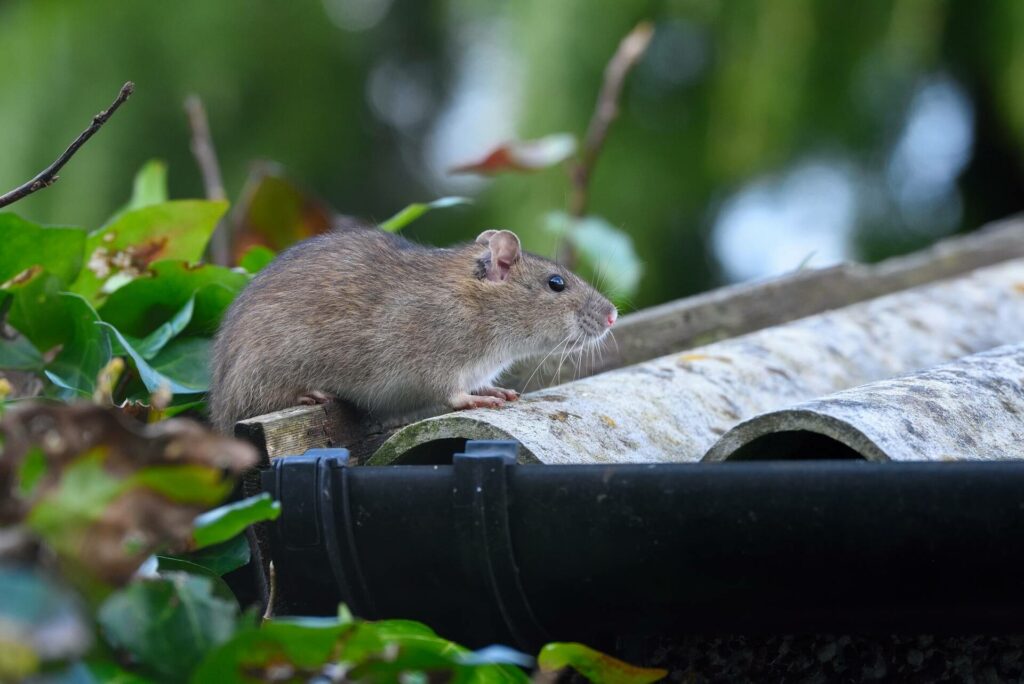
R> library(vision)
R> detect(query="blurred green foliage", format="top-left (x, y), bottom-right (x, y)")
top-left (1, 0), bottom-right (1022, 311)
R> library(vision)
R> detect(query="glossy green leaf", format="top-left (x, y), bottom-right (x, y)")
top-left (167, 534), bottom-right (251, 576)
top-left (130, 297), bottom-right (195, 360)
top-left (546, 212), bottom-right (643, 301)
top-left (99, 260), bottom-right (248, 339)
top-left (148, 336), bottom-right (211, 392)
top-left (538, 643), bottom-right (666, 684)
top-left (17, 446), bottom-right (48, 496)
top-left (128, 160), bottom-right (169, 211)
top-left (238, 245), bottom-right (275, 273)
top-left (98, 573), bottom-right (238, 682)
top-left (1, 269), bottom-right (110, 396)
top-left (380, 196), bottom-right (472, 232)
top-left (46, 293), bottom-right (112, 396)
top-left (0, 213), bottom-right (86, 286)
top-left (98, 323), bottom-right (205, 395)
top-left (191, 493), bottom-right (281, 550)
top-left (72, 200), bottom-right (229, 303)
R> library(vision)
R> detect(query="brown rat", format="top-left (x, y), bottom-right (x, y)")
top-left (208, 226), bottom-right (617, 433)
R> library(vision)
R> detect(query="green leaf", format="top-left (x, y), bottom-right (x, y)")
top-left (545, 212), bottom-right (643, 302)
top-left (238, 245), bottom-right (275, 273)
top-left (3, 271), bottom-right (111, 396)
top-left (132, 297), bottom-right (195, 360)
top-left (0, 213), bottom-right (86, 286)
top-left (72, 200), bottom-right (229, 303)
top-left (154, 556), bottom-right (238, 604)
top-left (537, 643), bottom-right (667, 684)
top-left (128, 160), bottom-right (169, 211)
top-left (166, 534), bottom-right (251, 576)
top-left (192, 493), bottom-right (281, 550)
top-left (98, 323), bottom-right (205, 395)
top-left (380, 197), bottom-right (472, 233)
top-left (149, 336), bottom-right (211, 392)
top-left (0, 334), bottom-right (44, 371)
top-left (193, 619), bottom-right (350, 682)
top-left (47, 293), bottom-right (112, 396)
top-left (17, 446), bottom-right (48, 496)
top-left (130, 464), bottom-right (234, 506)
top-left (98, 573), bottom-right (238, 682)
top-left (27, 450), bottom-right (128, 558)
top-left (99, 260), bottom-right (249, 339)
top-left (0, 568), bottom-right (92, 681)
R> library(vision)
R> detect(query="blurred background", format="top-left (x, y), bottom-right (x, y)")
top-left (1, 0), bottom-right (1022, 310)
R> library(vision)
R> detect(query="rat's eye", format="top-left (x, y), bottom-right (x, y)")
top-left (548, 274), bottom-right (566, 292)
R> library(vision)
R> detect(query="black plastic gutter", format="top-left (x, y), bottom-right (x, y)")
top-left (259, 442), bottom-right (1024, 650)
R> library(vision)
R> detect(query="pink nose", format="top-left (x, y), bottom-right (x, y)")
top-left (606, 309), bottom-right (617, 327)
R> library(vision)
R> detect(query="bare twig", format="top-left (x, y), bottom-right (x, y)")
top-left (0, 82), bottom-right (135, 209)
top-left (262, 560), bottom-right (277, 623)
top-left (184, 95), bottom-right (232, 266)
top-left (560, 22), bottom-right (653, 268)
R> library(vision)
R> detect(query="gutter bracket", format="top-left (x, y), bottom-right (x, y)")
top-left (312, 448), bottom-right (378, 618)
top-left (453, 440), bottom-right (549, 650)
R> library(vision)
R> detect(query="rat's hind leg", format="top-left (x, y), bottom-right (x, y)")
top-left (449, 391), bottom-right (506, 410)
top-left (297, 390), bottom-right (334, 405)
top-left (475, 386), bottom-right (520, 402)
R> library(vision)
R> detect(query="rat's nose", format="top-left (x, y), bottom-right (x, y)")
top-left (605, 308), bottom-right (618, 327)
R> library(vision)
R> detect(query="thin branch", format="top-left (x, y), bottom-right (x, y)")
top-left (0, 81), bottom-right (135, 209)
top-left (569, 22), bottom-right (653, 219)
top-left (184, 95), bottom-right (232, 266)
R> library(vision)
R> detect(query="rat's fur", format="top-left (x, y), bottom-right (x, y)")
top-left (209, 227), bottom-right (615, 433)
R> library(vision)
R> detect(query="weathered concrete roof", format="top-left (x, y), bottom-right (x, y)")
top-left (236, 215), bottom-right (1024, 466)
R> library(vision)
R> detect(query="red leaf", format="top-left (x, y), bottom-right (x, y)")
top-left (450, 134), bottom-right (577, 175)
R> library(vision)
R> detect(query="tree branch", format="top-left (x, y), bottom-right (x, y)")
top-left (569, 22), bottom-right (654, 219)
top-left (0, 81), bottom-right (135, 209)
top-left (184, 95), bottom-right (232, 266)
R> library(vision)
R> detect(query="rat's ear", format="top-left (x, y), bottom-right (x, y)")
top-left (476, 229), bottom-right (521, 282)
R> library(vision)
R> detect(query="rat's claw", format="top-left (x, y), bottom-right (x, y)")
top-left (477, 386), bottom-right (520, 402)
top-left (450, 392), bottom-right (506, 410)
top-left (297, 390), bottom-right (333, 406)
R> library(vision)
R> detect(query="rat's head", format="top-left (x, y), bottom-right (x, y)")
top-left (468, 229), bottom-right (617, 356)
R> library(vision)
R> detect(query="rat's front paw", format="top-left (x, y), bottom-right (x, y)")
top-left (476, 386), bottom-right (520, 402)
top-left (450, 392), bottom-right (506, 410)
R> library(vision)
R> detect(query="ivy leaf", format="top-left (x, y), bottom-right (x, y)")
top-left (237, 245), bottom-right (276, 273)
top-left (71, 200), bottom-right (229, 303)
top-left (538, 643), bottom-right (667, 684)
top-left (0, 213), bottom-right (86, 286)
top-left (380, 197), bottom-right (472, 233)
top-left (166, 534), bottom-right (251, 576)
top-left (97, 323), bottom-right (206, 395)
top-left (2, 269), bottom-right (111, 395)
top-left (545, 212), bottom-right (643, 301)
top-left (99, 260), bottom-right (249, 339)
top-left (126, 296), bottom-right (196, 361)
top-left (98, 573), bottom-right (238, 681)
top-left (450, 134), bottom-right (577, 175)
top-left (191, 493), bottom-right (281, 550)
